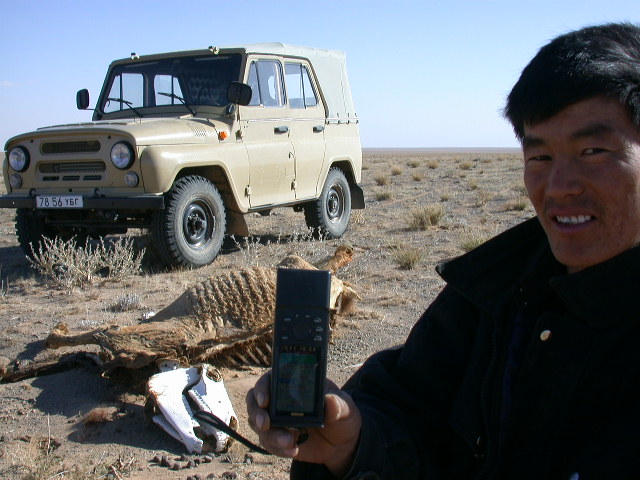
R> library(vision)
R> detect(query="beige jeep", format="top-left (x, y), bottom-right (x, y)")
top-left (0, 43), bottom-right (363, 268)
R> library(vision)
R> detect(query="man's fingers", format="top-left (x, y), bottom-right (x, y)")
top-left (246, 371), bottom-right (272, 433)
top-left (324, 392), bottom-right (355, 424)
top-left (254, 371), bottom-right (271, 408)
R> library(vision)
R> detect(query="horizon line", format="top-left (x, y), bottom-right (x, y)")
top-left (363, 146), bottom-right (521, 153)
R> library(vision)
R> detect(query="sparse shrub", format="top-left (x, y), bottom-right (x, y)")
top-left (375, 191), bottom-right (393, 201)
top-left (106, 236), bottom-right (146, 279)
top-left (459, 162), bottom-right (473, 170)
top-left (468, 179), bottom-right (479, 190)
top-left (374, 174), bottom-right (389, 186)
top-left (28, 236), bottom-right (145, 290)
top-left (111, 292), bottom-right (144, 312)
top-left (391, 166), bottom-right (403, 176)
top-left (408, 204), bottom-right (445, 230)
top-left (427, 160), bottom-right (439, 169)
top-left (407, 159), bottom-right (421, 168)
top-left (412, 173), bottom-right (424, 181)
top-left (440, 193), bottom-right (451, 202)
top-left (392, 246), bottom-right (424, 270)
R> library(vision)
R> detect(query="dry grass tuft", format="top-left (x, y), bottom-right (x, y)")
top-left (374, 174), bottom-right (389, 186)
top-left (375, 191), bottom-right (393, 201)
top-left (391, 166), bottom-right (403, 176)
top-left (459, 230), bottom-right (490, 252)
top-left (407, 204), bottom-right (445, 230)
top-left (390, 245), bottom-right (425, 270)
top-left (475, 190), bottom-right (494, 207)
top-left (503, 195), bottom-right (530, 211)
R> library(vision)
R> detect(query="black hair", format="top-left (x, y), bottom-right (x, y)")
top-left (504, 22), bottom-right (640, 140)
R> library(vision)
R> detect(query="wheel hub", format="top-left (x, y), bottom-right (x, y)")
top-left (327, 187), bottom-right (343, 222)
top-left (183, 203), bottom-right (214, 247)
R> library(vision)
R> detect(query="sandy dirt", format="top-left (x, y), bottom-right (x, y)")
top-left (0, 149), bottom-right (527, 479)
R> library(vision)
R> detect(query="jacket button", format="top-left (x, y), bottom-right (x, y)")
top-left (540, 330), bottom-right (552, 341)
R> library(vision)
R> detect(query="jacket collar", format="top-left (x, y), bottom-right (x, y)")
top-left (437, 217), bottom-right (640, 327)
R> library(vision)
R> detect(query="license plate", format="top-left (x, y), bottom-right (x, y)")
top-left (36, 195), bottom-right (84, 209)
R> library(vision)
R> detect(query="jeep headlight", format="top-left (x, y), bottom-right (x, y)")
top-left (110, 142), bottom-right (134, 169)
top-left (8, 146), bottom-right (30, 172)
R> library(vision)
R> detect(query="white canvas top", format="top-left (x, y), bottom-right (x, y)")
top-left (114, 43), bottom-right (358, 122)
top-left (228, 43), bottom-right (358, 122)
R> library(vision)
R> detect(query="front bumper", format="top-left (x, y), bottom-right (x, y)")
top-left (0, 194), bottom-right (165, 210)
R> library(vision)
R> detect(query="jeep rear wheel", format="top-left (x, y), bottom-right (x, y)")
top-left (152, 176), bottom-right (226, 268)
top-left (304, 168), bottom-right (351, 238)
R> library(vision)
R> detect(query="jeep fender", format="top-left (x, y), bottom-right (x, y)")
top-left (139, 144), bottom-right (250, 211)
top-left (140, 144), bottom-right (251, 236)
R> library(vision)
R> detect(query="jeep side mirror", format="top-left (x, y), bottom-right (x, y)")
top-left (76, 89), bottom-right (90, 110)
top-left (227, 82), bottom-right (252, 106)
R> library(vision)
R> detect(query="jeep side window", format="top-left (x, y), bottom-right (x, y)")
top-left (104, 73), bottom-right (144, 113)
top-left (285, 63), bottom-right (318, 108)
top-left (247, 60), bottom-right (285, 107)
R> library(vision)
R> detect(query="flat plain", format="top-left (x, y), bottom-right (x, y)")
top-left (0, 148), bottom-right (528, 479)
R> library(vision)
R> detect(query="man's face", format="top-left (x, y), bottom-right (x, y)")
top-left (523, 96), bottom-right (640, 273)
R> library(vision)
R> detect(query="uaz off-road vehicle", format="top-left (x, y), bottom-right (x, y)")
top-left (0, 43), bottom-right (363, 268)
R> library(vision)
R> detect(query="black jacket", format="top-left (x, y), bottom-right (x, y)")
top-left (291, 218), bottom-right (640, 480)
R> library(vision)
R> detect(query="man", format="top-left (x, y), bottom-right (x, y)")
top-left (246, 22), bottom-right (640, 479)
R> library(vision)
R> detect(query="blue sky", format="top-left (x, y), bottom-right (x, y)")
top-left (1, 0), bottom-right (639, 148)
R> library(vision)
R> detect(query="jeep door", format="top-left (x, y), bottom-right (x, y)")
top-left (283, 61), bottom-right (327, 200)
top-left (239, 58), bottom-right (295, 208)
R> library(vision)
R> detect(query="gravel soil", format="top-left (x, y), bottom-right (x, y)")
top-left (0, 149), bottom-right (528, 480)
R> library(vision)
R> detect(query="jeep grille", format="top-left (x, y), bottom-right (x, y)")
top-left (41, 140), bottom-right (101, 154)
top-left (39, 161), bottom-right (106, 174)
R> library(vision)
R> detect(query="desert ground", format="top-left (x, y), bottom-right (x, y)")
top-left (0, 148), bottom-right (529, 479)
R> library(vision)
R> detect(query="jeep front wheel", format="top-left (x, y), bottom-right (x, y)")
top-left (16, 209), bottom-right (57, 256)
top-left (304, 168), bottom-right (351, 238)
top-left (152, 176), bottom-right (226, 268)
top-left (16, 209), bottom-right (89, 257)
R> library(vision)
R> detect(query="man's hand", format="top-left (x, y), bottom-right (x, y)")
top-left (246, 371), bottom-right (362, 477)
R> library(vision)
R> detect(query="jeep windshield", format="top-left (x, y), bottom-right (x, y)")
top-left (96, 53), bottom-right (242, 118)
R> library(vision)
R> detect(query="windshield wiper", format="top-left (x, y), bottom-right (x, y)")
top-left (106, 97), bottom-right (143, 117)
top-left (158, 92), bottom-right (197, 116)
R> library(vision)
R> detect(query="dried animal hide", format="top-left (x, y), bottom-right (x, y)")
top-left (45, 251), bottom-right (359, 370)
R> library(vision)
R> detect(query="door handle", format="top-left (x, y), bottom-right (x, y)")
top-left (313, 125), bottom-right (325, 133)
top-left (274, 126), bottom-right (289, 133)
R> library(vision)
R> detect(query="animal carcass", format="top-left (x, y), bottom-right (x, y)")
top-left (45, 251), bottom-right (359, 370)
